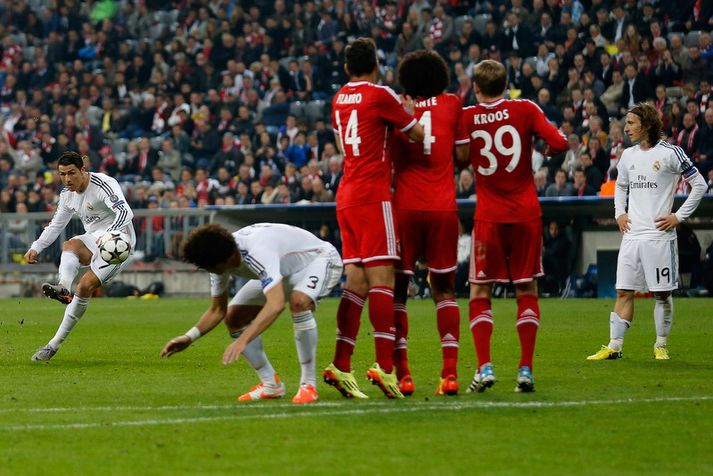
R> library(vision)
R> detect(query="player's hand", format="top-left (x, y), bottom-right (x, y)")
top-left (24, 249), bottom-right (38, 264)
top-left (617, 214), bottom-right (631, 234)
top-left (401, 94), bottom-right (415, 115)
top-left (160, 335), bottom-right (192, 357)
top-left (655, 214), bottom-right (679, 231)
top-left (222, 339), bottom-right (246, 365)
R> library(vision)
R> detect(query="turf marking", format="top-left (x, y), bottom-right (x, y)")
top-left (1, 396), bottom-right (712, 432)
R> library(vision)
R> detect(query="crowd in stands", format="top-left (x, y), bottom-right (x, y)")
top-left (1, 0), bottom-right (713, 220)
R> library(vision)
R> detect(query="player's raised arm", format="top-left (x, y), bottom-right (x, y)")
top-left (26, 192), bottom-right (74, 259)
top-left (530, 101), bottom-right (568, 154)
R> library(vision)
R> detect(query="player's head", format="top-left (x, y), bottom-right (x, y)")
top-left (472, 60), bottom-right (507, 100)
top-left (397, 50), bottom-right (449, 99)
top-left (626, 102), bottom-right (663, 147)
top-left (181, 223), bottom-right (238, 272)
top-left (345, 37), bottom-right (378, 79)
top-left (57, 151), bottom-right (88, 192)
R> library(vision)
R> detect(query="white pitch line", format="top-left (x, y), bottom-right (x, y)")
top-left (1, 396), bottom-right (712, 432)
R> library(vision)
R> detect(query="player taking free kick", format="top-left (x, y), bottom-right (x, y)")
top-left (459, 60), bottom-right (568, 393)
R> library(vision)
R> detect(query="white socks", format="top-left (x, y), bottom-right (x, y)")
top-left (654, 295), bottom-right (674, 348)
top-left (58, 251), bottom-right (81, 291)
top-left (608, 311), bottom-right (631, 352)
top-left (230, 328), bottom-right (278, 386)
top-left (48, 296), bottom-right (89, 350)
top-left (292, 311), bottom-right (318, 388)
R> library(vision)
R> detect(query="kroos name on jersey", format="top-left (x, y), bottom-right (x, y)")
top-left (472, 109), bottom-right (510, 125)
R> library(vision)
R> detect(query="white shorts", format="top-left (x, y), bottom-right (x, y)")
top-left (70, 232), bottom-right (134, 286)
top-left (616, 238), bottom-right (679, 292)
top-left (229, 250), bottom-right (343, 307)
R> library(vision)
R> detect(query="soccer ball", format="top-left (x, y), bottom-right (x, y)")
top-left (98, 231), bottom-right (131, 264)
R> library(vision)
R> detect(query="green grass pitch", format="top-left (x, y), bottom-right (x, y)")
top-left (1, 297), bottom-right (712, 475)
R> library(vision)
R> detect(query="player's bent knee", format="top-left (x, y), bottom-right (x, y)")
top-left (226, 305), bottom-right (261, 329)
top-left (289, 291), bottom-right (314, 313)
top-left (654, 291), bottom-right (671, 300)
top-left (75, 273), bottom-right (101, 298)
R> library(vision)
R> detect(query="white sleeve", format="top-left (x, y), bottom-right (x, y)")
top-left (614, 153), bottom-right (629, 219)
top-left (209, 272), bottom-right (230, 297)
top-left (99, 177), bottom-right (134, 232)
top-left (674, 168), bottom-right (707, 222)
top-left (240, 246), bottom-right (283, 293)
top-left (30, 193), bottom-right (74, 254)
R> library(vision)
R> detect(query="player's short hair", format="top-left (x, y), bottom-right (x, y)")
top-left (181, 223), bottom-right (237, 270)
top-left (345, 37), bottom-right (377, 77)
top-left (472, 60), bottom-right (507, 98)
top-left (397, 50), bottom-right (450, 99)
top-left (57, 151), bottom-right (84, 169)
top-left (629, 102), bottom-right (663, 146)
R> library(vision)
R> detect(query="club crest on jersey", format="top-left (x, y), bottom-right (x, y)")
top-left (653, 160), bottom-right (660, 171)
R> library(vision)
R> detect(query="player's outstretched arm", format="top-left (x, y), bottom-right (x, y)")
top-left (23, 249), bottom-right (39, 264)
top-left (222, 282), bottom-right (286, 365)
top-left (160, 294), bottom-right (228, 357)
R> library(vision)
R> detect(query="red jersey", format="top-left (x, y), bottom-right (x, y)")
top-left (332, 81), bottom-right (417, 210)
top-left (392, 93), bottom-right (468, 211)
top-left (459, 98), bottom-right (567, 222)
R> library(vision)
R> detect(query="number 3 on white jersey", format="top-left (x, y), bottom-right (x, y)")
top-left (336, 110), bottom-right (361, 156)
top-left (472, 125), bottom-right (521, 175)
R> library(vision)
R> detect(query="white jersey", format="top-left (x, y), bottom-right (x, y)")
top-left (210, 223), bottom-right (340, 296)
top-left (31, 172), bottom-right (136, 253)
top-left (615, 141), bottom-right (706, 241)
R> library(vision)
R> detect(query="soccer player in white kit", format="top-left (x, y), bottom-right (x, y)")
top-left (24, 151), bottom-right (136, 361)
top-left (160, 223), bottom-right (343, 404)
top-left (588, 103), bottom-right (707, 361)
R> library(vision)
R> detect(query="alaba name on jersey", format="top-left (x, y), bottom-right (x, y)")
top-left (210, 223), bottom-right (337, 296)
top-left (30, 172), bottom-right (135, 254)
top-left (391, 93), bottom-right (468, 211)
top-left (332, 81), bottom-right (416, 210)
top-left (459, 98), bottom-right (568, 222)
top-left (616, 141), bottom-right (697, 240)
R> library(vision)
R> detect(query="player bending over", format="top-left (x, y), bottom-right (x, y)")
top-left (587, 102), bottom-right (706, 361)
top-left (25, 151), bottom-right (136, 361)
top-left (323, 37), bottom-right (423, 399)
top-left (161, 223), bottom-right (342, 404)
top-left (390, 50), bottom-right (470, 396)
top-left (459, 60), bottom-right (568, 393)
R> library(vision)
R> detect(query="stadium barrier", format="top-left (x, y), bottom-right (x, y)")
top-left (1, 197), bottom-right (711, 296)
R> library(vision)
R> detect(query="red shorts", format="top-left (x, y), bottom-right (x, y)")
top-left (395, 209), bottom-right (458, 275)
top-left (337, 201), bottom-right (399, 265)
top-left (469, 218), bottom-right (543, 284)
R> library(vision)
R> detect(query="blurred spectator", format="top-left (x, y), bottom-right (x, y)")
top-left (456, 168), bottom-right (475, 199)
top-left (546, 169), bottom-right (575, 197)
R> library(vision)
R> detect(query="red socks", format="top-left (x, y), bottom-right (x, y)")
top-left (516, 295), bottom-right (540, 369)
top-left (469, 297), bottom-right (493, 369)
top-left (393, 300), bottom-right (410, 379)
top-left (436, 299), bottom-right (460, 378)
top-left (369, 286), bottom-right (396, 373)
top-left (332, 289), bottom-right (365, 372)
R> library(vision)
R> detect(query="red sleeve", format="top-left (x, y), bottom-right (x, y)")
top-left (376, 86), bottom-right (417, 132)
top-left (453, 98), bottom-right (469, 145)
top-left (529, 101), bottom-right (568, 154)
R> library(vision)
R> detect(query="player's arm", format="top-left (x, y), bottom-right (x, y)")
top-left (101, 178), bottom-right (134, 233)
top-left (614, 154), bottom-right (631, 233)
top-left (160, 293), bottom-right (229, 357)
top-left (378, 87), bottom-right (424, 142)
top-left (454, 106), bottom-right (470, 166)
top-left (531, 102), bottom-right (568, 154)
top-left (222, 281), bottom-right (286, 365)
top-left (657, 160), bottom-right (708, 231)
top-left (24, 194), bottom-right (74, 263)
